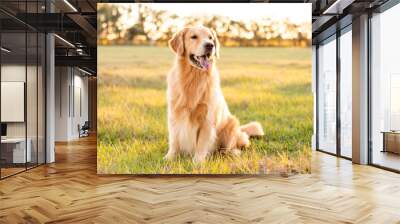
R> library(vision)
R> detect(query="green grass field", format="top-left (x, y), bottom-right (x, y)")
top-left (97, 46), bottom-right (312, 174)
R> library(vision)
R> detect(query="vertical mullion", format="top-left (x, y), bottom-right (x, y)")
top-left (367, 11), bottom-right (373, 165)
top-left (25, 0), bottom-right (28, 171)
top-left (0, 22), bottom-right (2, 179)
top-left (60, 68), bottom-right (62, 117)
top-left (73, 68), bottom-right (75, 118)
top-left (44, 34), bottom-right (47, 164)
top-left (316, 45), bottom-right (319, 151)
top-left (36, 0), bottom-right (39, 167)
top-left (336, 28), bottom-right (341, 157)
top-left (69, 69), bottom-right (71, 118)
top-left (44, 0), bottom-right (47, 164)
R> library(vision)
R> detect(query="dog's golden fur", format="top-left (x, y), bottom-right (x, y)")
top-left (165, 26), bottom-right (264, 162)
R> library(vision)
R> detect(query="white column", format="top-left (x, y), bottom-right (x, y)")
top-left (352, 14), bottom-right (369, 164)
top-left (46, 32), bottom-right (55, 163)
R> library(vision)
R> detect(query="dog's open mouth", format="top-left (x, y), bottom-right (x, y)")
top-left (190, 53), bottom-right (212, 71)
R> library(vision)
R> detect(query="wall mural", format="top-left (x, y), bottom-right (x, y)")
top-left (97, 3), bottom-right (312, 175)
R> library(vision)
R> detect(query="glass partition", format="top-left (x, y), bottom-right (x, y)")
top-left (1, 30), bottom-right (28, 177)
top-left (0, 1), bottom-right (46, 179)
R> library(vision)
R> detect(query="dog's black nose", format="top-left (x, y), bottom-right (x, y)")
top-left (205, 43), bottom-right (214, 51)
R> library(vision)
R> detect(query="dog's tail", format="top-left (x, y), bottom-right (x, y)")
top-left (240, 122), bottom-right (264, 137)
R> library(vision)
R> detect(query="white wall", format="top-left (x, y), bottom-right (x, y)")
top-left (1, 65), bottom-right (25, 81)
top-left (1, 65), bottom-right (25, 132)
top-left (55, 67), bottom-right (89, 141)
top-left (1, 82), bottom-right (25, 122)
top-left (1, 63), bottom-right (46, 164)
top-left (1, 65), bottom-right (33, 138)
top-left (72, 73), bottom-right (89, 138)
top-left (55, 67), bottom-right (70, 141)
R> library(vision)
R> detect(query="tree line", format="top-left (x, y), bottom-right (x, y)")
top-left (98, 4), bottom-right (311, 47)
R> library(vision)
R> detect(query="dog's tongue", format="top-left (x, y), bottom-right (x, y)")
top-left (199, 56), bottom-right (210, 70)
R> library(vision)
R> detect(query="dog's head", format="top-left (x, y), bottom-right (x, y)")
top-left (169, 26), bottom-right (220, 71)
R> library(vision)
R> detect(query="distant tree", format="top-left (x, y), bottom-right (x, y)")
top-left (125, 4), bottom-right (146, 42)
top-left (203, 15), bottom-right (219, 31)
top-left (284, 19), bottom-right (299, 45)
top-left (97, 4), bottom-right (123, 42)
top-left (98, 4), bottom-right (311, 47)
top-left (162, 14), bottom-right (179, 44)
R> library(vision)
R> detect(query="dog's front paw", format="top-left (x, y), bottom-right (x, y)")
top-left (237, 132), bottom-right (250, 148)
top-left (164, 151), bottom-right (176, 161)
top-left (193, 154), bottom-right (207, 164)
top-left (231, 148), bottom-right (242, 156)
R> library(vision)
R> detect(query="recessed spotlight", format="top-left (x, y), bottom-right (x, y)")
top-left (54, 34), bottom-right (75, 48)
top-left (1, 47), bottom-right (11, 53)
top-left (63, 0), bottom-right (78, 12)
top-left (78, 67), bottom-right (93, 76)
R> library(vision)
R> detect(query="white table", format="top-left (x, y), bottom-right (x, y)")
top-left (1, 138), bottom-right (31, 163)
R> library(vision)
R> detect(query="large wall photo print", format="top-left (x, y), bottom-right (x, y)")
top-left (97, 3), bottom-right (312, 174)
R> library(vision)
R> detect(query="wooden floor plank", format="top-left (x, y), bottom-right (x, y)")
top-left (0, 135), bottom-right (400, 223)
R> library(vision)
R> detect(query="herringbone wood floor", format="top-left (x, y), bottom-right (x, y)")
top-left (1, 135), bottom-right (400, 224)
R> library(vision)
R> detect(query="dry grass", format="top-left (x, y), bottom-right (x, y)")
top-left (97, 46), bottom-right (312, 174)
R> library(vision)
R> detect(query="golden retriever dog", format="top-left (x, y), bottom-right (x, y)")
top-left (165, 26), bottom-right (264, 163)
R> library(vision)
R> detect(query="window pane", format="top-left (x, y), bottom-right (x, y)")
top-left (371, 3), bottom-right (400, 171)
top-left (340, 29), bottom-right (352, 158)
top-left (318, 37), bottom-right (337, 154)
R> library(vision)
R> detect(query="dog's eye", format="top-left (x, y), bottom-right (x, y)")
top-left (191, 35), bottom-right (197, 39)
top-left (209, 36), bottom-right (212, 40)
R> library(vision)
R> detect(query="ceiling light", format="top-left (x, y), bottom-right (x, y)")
top-left (54, 34), bottom-right (75, 48)
top-left (63, 0), bottom-right (78, 12)
top-left (76, 48), bottom-right (86, 56)
top-left (78, 67), bottom-right (93, 76)
top-left (1, 47), bottom-right (11, 53)
top-left (323, 0), bottom-right (355, 15)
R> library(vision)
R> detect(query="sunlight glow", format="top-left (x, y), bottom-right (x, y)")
top-left (120, 3), bottom-right (310, 28)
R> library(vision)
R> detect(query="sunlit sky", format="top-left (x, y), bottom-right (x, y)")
top-left (116, 3), bottom-right (311, 27)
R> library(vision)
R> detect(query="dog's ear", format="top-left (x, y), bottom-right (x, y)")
top-left (169, 28), bottom-right (188, 56)
top-left (210, 29), bottom-right (220, 58)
